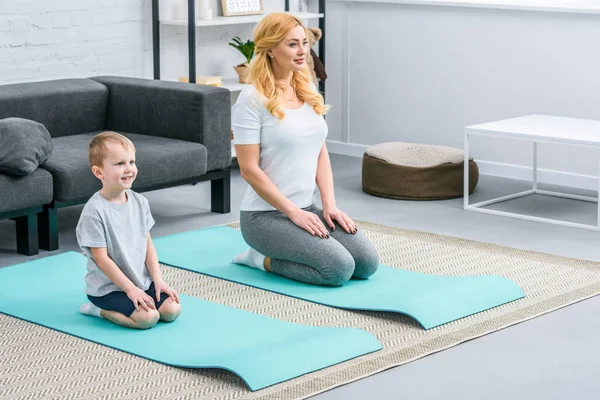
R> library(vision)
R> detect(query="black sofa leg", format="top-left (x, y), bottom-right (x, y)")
top-left (15, 214), bottom-right (39, 256)
top-left (211, 170), bottom-right (231, 214)
top-left (38, 206), bottom-right (59, 251)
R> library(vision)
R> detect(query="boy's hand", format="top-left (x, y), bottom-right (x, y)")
top-left (126, 287), bottom-right (156, 312)
top-left (154, 280), bottom-right (180, 303)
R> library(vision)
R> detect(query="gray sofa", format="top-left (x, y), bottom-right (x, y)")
top-left (0, 76), bottom-right (232, 255)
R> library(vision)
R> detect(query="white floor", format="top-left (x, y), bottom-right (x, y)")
top-left (2, 154), bottom-right (600, 399)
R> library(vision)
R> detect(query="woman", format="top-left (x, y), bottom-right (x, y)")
top-left (232, 12), bottom-right (379, 286)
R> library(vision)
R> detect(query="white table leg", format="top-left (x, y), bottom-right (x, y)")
top-left (533, 141), bottom-right (538, 191)
top-left (464, 132), bottom-right (469, 209)
top-left (463, 125), bottom-right (600, 231)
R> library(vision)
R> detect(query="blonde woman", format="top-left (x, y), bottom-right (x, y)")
top-left (232, 13), bottom-right (379, 286)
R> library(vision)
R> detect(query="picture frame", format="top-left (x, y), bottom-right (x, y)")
top-left (221, 0), bottom-right (264, 16)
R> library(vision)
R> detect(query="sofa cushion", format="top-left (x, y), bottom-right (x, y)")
top-left (41, 132), bottom-right (208, 202)
top-left (0, 79), bottom-right (108, 138)
top-left (0, 169), bottom-right (53, 214)
top-left (0, 118), bottom-right (53, 176)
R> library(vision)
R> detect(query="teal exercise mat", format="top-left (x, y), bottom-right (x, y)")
top-left (0, 252), bottom-right (382, 391)
top-left (154, 226), bottom-right (526, 329)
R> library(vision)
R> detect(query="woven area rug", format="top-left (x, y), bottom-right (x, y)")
top-left (3, 220), bottom-right (600, 400)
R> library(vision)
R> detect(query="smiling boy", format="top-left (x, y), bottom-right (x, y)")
top-left (76, 131), bottom-right (181, 329)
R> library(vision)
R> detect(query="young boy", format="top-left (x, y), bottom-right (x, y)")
top-left (76, 132), bottom-right (181, 329)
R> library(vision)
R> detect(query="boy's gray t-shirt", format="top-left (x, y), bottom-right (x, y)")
top-left (76, 190), bottom-right (155, 297)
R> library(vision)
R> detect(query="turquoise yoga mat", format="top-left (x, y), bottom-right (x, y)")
top-left (0, 252), bottom-right (382, 391)
top-left (154, 226), bottom-right (526, 329)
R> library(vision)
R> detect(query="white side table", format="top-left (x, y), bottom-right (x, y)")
top-left (464, 114), bottom-right (600, 230)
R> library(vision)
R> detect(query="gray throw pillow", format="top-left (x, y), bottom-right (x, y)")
top-left (0, 117), bottom-right (53, 176)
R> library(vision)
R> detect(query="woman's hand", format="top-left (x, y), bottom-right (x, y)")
top-left (288, 208), bottom-right (330, 238)
top-left (322, 206), bottom-right (357, 234)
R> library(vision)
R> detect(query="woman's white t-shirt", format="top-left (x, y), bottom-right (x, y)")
top-left (232, 86), bottom-right (328, 211)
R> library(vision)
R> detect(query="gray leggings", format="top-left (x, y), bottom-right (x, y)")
top-left (240, 204), bottom-right (380, 286)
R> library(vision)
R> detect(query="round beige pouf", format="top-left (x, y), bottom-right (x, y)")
top-left (362, 142), bottom-right (479, 200)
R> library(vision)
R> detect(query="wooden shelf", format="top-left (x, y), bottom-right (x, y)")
top-left (163, 77), bottom-right (249, 92)
top-left (161, 12), bottom-right (324, 27)
top-left (222, 78), bottom-right (250, 92)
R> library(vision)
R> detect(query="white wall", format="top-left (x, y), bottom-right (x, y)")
top-left (6, 0), bottom-right (595, 188)
top-left (325, 0), bottom-right (600, 188)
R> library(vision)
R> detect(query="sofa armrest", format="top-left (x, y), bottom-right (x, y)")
top-left (91, 76), bottom-right (231, 172)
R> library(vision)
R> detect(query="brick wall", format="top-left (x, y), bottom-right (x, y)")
top-left (0, 0), bottom-right (152, 84)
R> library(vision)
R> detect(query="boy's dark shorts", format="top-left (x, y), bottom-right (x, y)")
top-left (87, 282), bottom-right (171, 317)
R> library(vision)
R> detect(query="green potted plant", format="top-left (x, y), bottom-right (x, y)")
top-left (229, 36), bottom-right (254, 84)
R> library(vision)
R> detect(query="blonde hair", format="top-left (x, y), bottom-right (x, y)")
top-left (247, 12), bottom-right (329, 120)
top-left (88, 131), bottom-right (135, 168)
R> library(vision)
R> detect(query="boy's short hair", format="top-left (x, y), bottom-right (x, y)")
top-left (89, 132), bottom-right (135, 168)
